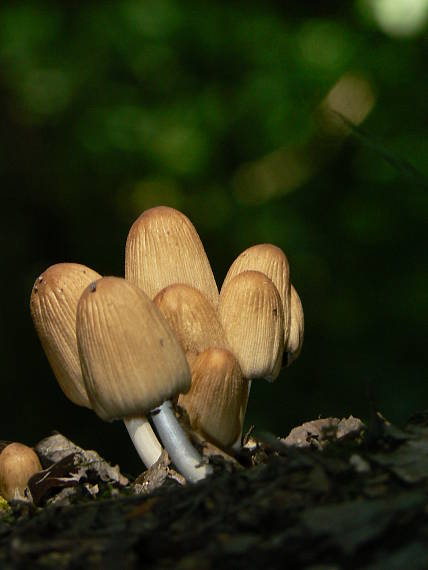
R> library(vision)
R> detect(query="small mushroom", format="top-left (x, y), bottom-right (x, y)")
top-left (218, 270), bottom-right (284, 381)
top-left (221, 244), bottom-right (291, 346)
top-left (125, 206), bottom-right (219, 307)
top-left (154, 284), bottom-right (227, 367)
top-left (77, 276), bottom-right (211, 482)
top-left (30, 263), bottom-right (162, 469)
top-left (178, 348), bottom-right (249, 449)
top-left (0, 443), bottom-right (42, 502)
top-left (286, 284), bottom-right (304, 366)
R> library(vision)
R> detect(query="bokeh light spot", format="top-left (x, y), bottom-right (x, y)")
top-left (363, 0), bottom-right (428, 37)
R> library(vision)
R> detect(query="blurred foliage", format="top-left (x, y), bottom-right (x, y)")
top-left (0, 0), bottom-right (426, 474)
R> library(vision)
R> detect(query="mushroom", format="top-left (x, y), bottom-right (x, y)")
top-left (218, 270), bottom-right (285, 448)
top-left (125, 206), bottom-right (219, 306)
top-left (154, 283), bottom-right (227, 367)
top-left (76, 276), bottom-right (211, 482)
top-left (178, 348), bottom-right (249, 450)
top-left (0, 443), bottom-right (42, 501)
top-left (30, 263), bottom-right (162, 469)
top-left (154, 285), bottom-right (248, 449)
top-left (286, 284), bottom-right (304, 366)
top-left (221, 244), bottom-right (291, 348)
top-left (30, 263), bottom-right (101, 407)
top-left (218, 270), bottom-right (284, 381)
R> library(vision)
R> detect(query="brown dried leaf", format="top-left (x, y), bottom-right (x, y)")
top-left (282, 416), bottom-right (364, 450)
top-left (133, 450), bottom-right (185, 495)
top-left (28, 454), bottom-right (80, 505)
top-left (29, 434), bottom-right (128, 504)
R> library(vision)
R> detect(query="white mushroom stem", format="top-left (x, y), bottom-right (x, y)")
top-left (150, 400), bottom-right (212, 483)
top-left (124, 416), bottom-right (163, 468)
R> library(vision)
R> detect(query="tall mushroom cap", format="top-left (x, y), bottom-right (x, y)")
top-left (154, 284), bottom-right (227, 366)
top-left (178, 348), bottom-right (248, 449)
top-left (125, 206), bottom-right (219, 307)
top-left (221, 244), bottom-right (291, 345)
top-left (286, 284), bottom-right (304, 366)
top-left (0, 443), bottom-right (42, 501)
top-left (218, 270), bottom-right (284, 381)
top-left (30, 263), bottom-right (101, 407)
top-left (76, 276), bottom-right (191, 422)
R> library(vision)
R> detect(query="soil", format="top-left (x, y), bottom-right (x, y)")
top-left (2, 410), bottom-right (428, 570)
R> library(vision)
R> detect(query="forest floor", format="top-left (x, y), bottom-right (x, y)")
top-left (2, 409), bottom-right (428, 570)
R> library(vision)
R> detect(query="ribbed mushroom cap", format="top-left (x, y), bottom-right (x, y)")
top-left (154, 284), bottom-right (227, 366)
top-left (0, 443), bottom-right (42, 501)
top-left (178, 348), bottom-right (248, 449)
top-left (30, 263), bottom-right (102, 407)
top-left (219, 270), bottom-right (284, 381)
top-left (76, 276), bottom-right (191, 422)
top-left (221, 244), bottom-right (291, 345)
top-left (286, 284), bottom-right (304, 366)
top-left (125, 206), bottom-right (219, 306)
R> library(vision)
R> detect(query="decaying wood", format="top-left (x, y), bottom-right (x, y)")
top-left (2, 412), bottom-right (428, 569)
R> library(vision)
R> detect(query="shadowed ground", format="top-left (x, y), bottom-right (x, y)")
top-left (2, 410), bottom-right (428, 569)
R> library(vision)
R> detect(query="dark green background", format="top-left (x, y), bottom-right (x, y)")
top-left (1, 1), bottom-right (427, 475)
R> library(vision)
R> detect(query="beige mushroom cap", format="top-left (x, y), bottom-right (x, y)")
top-left (287, 284), bottom-right (304, 365)
top-left (221, 244), bottom-right (291, 345)
top-left (0, 443), bottom-right (42, 502)
top-left (219, 270), bottom-right (284, 381)
top-left (125, 206), bottom-right (219, 307)
top-left (30, 263), bottom-right (102, 407)
top-left (178, 348), bottom-right (248, 449)
top-left (77, 276), bottom-right (191, 422)
top-left (154, 284), bottom-right (227, 366)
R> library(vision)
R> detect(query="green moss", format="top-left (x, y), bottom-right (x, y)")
top-left (0, 496), bottom-right (9, 511)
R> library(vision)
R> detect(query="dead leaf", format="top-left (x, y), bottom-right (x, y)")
top-left (28, 434), bottom-right (128, 505)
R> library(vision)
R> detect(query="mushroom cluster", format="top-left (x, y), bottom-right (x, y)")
top-left (30, 206), bottom-right (303, 483)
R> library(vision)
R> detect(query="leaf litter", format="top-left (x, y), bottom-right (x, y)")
top-left (2, 412), bottom-right (428, 569)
